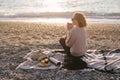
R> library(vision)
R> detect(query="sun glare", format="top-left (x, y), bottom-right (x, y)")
top-left (42, 0), bottom-right (63, 12)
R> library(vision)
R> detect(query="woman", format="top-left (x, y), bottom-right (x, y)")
top-left (59, 12), bottom-right (87, 70)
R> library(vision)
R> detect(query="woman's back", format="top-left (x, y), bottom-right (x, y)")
top-left (66, 26), bottom-right (87, 56)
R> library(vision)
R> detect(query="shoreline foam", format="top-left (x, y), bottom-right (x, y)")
top-left (0, 11), bottom-right (120, 24)
top-left (0, 18), bottom-right (120, 24)
top-left (0, 11), bottom-right (120, 19)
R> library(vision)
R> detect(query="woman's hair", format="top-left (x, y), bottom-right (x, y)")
top-left (72, 12), bottom-right (87, 27)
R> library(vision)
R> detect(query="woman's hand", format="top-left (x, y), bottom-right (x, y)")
top-left (67, 23), bottom-right (73, 30)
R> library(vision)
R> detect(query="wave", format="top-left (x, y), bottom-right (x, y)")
top-left (0, 11), bottom-right (120, 19)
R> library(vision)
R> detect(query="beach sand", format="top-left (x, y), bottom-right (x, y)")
top-left (0, 21), bottom-right (120, 80)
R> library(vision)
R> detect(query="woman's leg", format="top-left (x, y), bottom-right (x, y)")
top-left (59, 38), bottom-right (71, 55)
top-left (59, 38), bottom-right (87, 70)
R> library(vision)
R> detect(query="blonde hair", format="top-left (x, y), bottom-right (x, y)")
top-left (73, 12), bottom-right (87, 27)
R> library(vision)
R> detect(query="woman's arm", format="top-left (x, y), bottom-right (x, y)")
top-left (65, 30), bottom-right (75, 47)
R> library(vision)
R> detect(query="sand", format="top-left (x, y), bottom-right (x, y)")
top-left (0, 21), bottom-right (120, 80)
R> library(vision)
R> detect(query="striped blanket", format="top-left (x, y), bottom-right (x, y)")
top-left (16, 49), bottom-right (120, 73)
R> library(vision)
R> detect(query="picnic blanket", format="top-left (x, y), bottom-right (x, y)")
top-left (16, 50), bottom-right (65, 70)
top-left (83, 49), bottom-right (120, 72)
top-left (16, 49), bottom-right (120, 73)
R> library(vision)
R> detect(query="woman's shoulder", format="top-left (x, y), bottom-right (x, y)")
top-left (77, 27), bottom-right (86, 31)
top-left (69, 27), bottom-right (86, 34)
top-left (73, 27), bottom-right (86, 31)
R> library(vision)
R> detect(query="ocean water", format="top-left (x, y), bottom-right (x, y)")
top-left (0, 0), bottom-right (120, 22)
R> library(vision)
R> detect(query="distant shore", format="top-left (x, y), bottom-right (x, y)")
top-left (0, 21), bottom-right (120, 80)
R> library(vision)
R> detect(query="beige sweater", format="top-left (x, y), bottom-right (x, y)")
top-left (65, 26), bottom-right (87, 56)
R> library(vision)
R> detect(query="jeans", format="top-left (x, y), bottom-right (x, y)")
top-left (59, 38), bottom-right (71, 56)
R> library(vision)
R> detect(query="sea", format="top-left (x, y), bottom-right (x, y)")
top-left (0, 0), bottom-right (120, 23)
